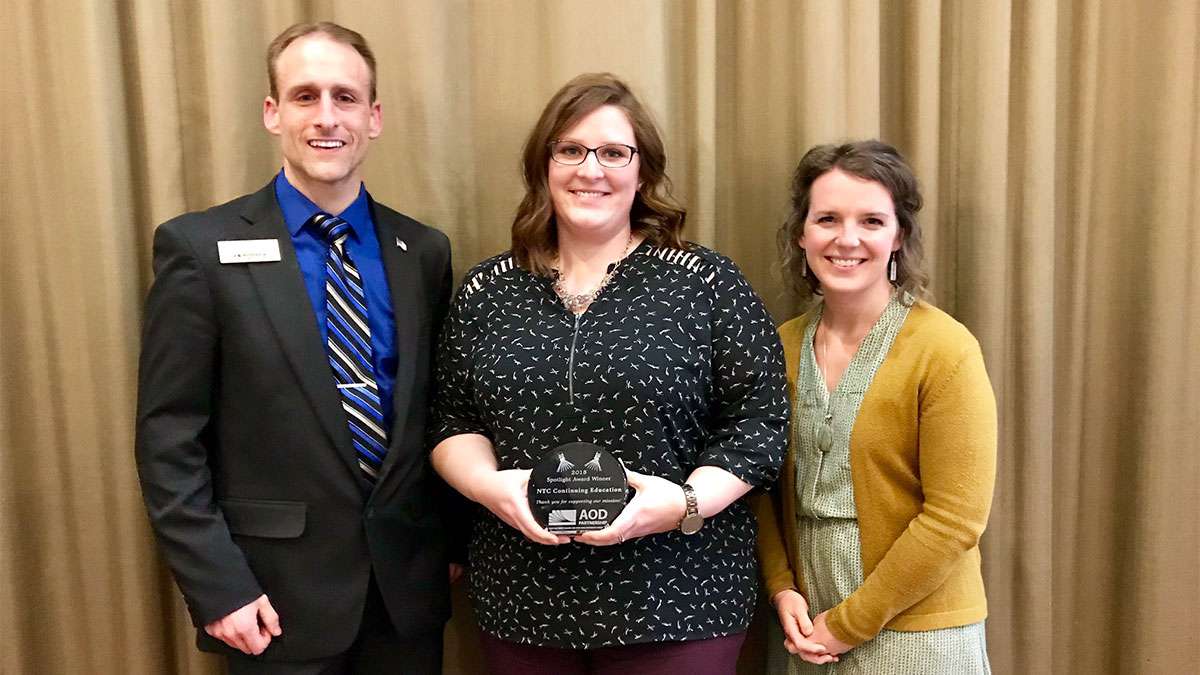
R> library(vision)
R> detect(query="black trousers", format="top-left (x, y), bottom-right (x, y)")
top-left (227, 574), bottom-right (443, 675)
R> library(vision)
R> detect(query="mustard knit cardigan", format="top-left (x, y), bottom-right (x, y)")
top-left (752, 301), bottom-right (997, 647)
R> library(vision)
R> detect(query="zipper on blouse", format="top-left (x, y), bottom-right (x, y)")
top-left (568, 313), bottom-right (582, 404)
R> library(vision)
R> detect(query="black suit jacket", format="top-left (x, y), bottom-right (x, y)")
top-left (135, 182), bottom-right (454, 661)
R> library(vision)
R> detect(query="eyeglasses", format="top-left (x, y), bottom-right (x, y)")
top-left (549, 140), bottom-right (639, 168)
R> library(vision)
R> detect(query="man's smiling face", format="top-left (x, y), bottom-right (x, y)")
top-left (263, 34), bottom-right (381, 196)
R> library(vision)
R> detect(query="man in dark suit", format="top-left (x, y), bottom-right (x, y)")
top-left (136, 22), bottom-right (457, 674)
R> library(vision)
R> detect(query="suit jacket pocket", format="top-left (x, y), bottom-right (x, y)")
top-left (219, 497), bottom-right (307, 538)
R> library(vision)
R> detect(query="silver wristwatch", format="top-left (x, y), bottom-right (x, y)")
top-left (679, 483), bottom-right (704, 535)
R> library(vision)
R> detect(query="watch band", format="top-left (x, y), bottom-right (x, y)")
top-left (679, 483), bottom-right (704, 535)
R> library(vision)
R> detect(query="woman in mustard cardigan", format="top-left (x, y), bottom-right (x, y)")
top-left (754, 140), bottom-right (997, 673)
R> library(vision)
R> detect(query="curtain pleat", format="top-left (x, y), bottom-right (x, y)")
top-left (2, 2), bottom-right (1196, 674)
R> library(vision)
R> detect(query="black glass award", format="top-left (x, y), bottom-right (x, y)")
top-left (527, 441), bottom-right (629, 533)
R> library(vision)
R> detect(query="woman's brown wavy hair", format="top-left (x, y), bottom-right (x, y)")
top-left (512, 73), bottom-right (687, 275)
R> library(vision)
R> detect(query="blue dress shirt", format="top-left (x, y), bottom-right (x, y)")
top-left (274, 171), bottom-right (397, 433)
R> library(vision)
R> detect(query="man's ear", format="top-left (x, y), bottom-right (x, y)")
top-left (263, 97), bottom-right (281, 135)
top-left (368, 101), bottom-right (382, 140)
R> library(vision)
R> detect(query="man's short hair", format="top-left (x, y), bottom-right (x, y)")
top-left (266, 22), bottom-right (377, 102)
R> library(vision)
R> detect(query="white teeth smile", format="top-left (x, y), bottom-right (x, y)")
top-left (571, 190), bottom-right (607, 197)
top-left (828, 257), bottom-right (865, 268)
top-left (309, 140), bottom-right (345, 149)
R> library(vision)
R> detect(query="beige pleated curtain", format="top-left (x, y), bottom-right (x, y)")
top-left (2, 1), bottom-right (1197, 674)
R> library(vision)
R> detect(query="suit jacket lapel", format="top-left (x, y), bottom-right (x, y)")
top-left (239, 184), bottom-right (360, 478)
top-left (372, 202), bottom-right (422, 483)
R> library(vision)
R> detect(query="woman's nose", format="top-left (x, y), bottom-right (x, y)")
top-left (574, 151), bottom-right (606, 178)
top-left (834, 222), bottom-right (861, 246)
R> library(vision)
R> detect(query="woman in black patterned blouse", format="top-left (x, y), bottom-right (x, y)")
top-left (429, 73), bottom-right (787, 675)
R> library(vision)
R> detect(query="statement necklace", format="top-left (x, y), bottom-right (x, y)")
top-left (553, 232), bottom-right (635, 314)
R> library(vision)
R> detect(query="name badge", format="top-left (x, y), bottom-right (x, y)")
top-left (218, 239), bottom-right (282, 264)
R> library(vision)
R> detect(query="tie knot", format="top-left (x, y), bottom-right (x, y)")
top-left (310, 212), bottom-right (351, 245)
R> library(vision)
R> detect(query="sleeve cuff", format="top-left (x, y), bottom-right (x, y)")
top-left (825, 604), bottom-right (871, 648)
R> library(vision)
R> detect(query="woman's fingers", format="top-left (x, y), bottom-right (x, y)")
top-left (797, 649), bottom-right (839, 664)
top-left (784, 633), bottom-right (829, 656)
top-left (572, 499), bottom-right (638, 545)
top-left (774, 590), bottom-right (828, 658)
top-left (796, 606), bottom-right (814, 635)
top-left (483, 470), bottom-right (567, 545)
top-left (779, 614), bottom-right (808, 652)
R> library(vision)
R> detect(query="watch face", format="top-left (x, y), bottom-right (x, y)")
top-left (680, 513), bottom-right (704, 535)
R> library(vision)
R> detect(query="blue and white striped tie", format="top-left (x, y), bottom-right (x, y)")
top-left (311, 212), bottom-right (388, 482)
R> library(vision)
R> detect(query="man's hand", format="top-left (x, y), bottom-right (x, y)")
top-left (204, 594), bottom-right (281, 655)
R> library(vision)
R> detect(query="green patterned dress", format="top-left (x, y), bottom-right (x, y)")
top-left (767, 298), bottom-right (991, 675)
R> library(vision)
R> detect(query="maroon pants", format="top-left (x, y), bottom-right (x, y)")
top-left (479, 631), bottom-right (746, 675)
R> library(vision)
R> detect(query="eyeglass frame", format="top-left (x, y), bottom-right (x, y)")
top-left (547, 140), bottom-right (640, 169)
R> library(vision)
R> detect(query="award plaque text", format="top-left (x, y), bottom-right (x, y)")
top-left (528, 442), bottom-right (629, 533)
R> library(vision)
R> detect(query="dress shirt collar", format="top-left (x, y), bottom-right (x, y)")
top-left (273, 170), bottom-right (373, 241)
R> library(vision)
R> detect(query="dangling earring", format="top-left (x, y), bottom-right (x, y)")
top-left (888, 253), bottom-right (898, 283)
top-left (800, 249), bottom-right (807, 276)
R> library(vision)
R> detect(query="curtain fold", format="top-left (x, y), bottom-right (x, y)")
top-left (2, 1), bottom-right (1195, 673)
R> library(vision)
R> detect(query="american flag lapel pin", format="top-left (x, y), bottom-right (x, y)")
top-left (395, 237), bottom-right (407, 251)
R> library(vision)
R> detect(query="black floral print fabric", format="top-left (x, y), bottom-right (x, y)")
top-left (429, 243), bottom-right (788, 649)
